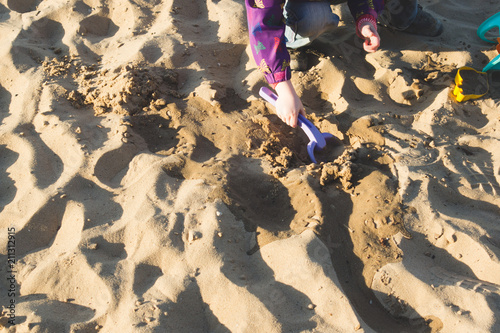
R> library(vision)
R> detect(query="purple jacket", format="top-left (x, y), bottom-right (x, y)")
top-left (246, 0), bottom-right (384, 85)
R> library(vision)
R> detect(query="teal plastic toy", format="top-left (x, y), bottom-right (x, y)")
top-left (483, 54), bottom-right (500, 72)
top-left (477, 12), bottom-right (500, 43)
top-left (478, 12), bottom-right (500, 71)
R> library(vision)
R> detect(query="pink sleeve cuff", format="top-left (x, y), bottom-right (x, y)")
top-left (356, 14), bottom-right (377, 38)
top-left (264, 68), bottom-right (291, 86)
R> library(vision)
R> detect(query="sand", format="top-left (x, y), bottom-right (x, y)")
top-left (0, 0), bottom-right (499, 332)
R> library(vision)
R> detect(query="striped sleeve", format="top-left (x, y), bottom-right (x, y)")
top-left (347, 0), bottom-right (384, 36)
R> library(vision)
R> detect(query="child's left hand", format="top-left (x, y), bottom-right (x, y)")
top-left (359, 22), bottom-right (380, 53)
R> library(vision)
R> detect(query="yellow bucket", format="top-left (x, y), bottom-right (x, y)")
top-left (452, 67), bottom-right (489, 102)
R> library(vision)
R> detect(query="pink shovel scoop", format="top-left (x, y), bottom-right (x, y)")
top-left (259, 86), bottom-right (335, 164)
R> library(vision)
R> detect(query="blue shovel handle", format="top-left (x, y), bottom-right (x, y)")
top-left (259, 87), bottom-right (335, 163)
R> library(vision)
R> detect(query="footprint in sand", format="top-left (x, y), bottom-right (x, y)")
top-left (0, 84), bottom-right (11, 126)
top-left (21, 18), bottom-right (65, 43)
top-left (132, 263), bottom-right (163, 296)
top-left (225, 156), bottom-right (296, 234)
top-left (73, 0), bottom-right (91, 15)
top-left (152, 280), bottom-right (229, 332)
top-left (0, 145), bottom-right (18, 213)
top-left (83, 234), bottom-right (127, 271)
top-left (481, 230), bottom-right (500, 263)
top-left (94, 144), bottom-right (139, 187)
top-left (485, 230), bottom-right (500, 252)
top-left (14, 197), bottom-right (67, 256)
top-left (431, 266), bottom-right (500, 294)
top-left (130, 114), bottom-right (179, 154)
top-left (2, 126), bottom-right (65, 195)
top-left (20, 250), bottom-right (111, 326)
top-left (78, 14), bottom-right (117, 38)
top-left (10, 17), bottom-right (65, 69)
top-left (447, 145), bottom-right (500, 196)
top-left (190, 135), bottom-right (221, 163)
top-left (7, 0), bottom-right (38, 13)
top-left (0, 3), bottom-right (9, 22)
top-left (166, 212), bottom-right (186, 251)
top-left (15, 298), bottom-right (96, 331)
top-left (171, 1), bottom-right (203, 20)
top-left (139, 43), bottom-right (163, 63)
top-left (62, 175), bottom-right (124, 228)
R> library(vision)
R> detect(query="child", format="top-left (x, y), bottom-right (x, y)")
top-left (245, 0), bottom-right (443, 127)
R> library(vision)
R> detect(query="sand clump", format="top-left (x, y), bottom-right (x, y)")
top-left (42, 57), bottom-right (181, 115)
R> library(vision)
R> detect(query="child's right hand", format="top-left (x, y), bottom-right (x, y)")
top-left (274, 80), bottom-right (306, 128)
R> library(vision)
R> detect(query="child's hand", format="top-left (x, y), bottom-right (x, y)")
top-left (359, 22), bottom-right (380, 53)
top-left (274, 80), bottom-right (306, 128)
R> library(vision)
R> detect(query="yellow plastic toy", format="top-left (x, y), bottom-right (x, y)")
top-left (452, 13), bottom-right (500, 102)
top-left (452, 67), bottom-right (489, 102)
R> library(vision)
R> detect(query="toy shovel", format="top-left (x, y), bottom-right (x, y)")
top-left (477, 12), bottom-right (500, 72)
top-left (259, 86), bottom-right (335, 164)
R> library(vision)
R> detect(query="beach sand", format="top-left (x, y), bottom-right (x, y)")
top-left (0, 0), bottom-right (499, 332)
